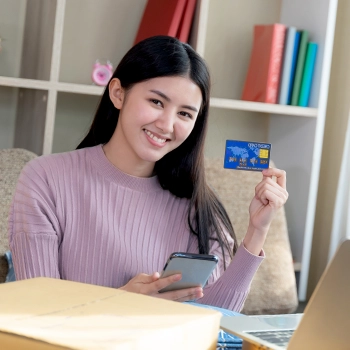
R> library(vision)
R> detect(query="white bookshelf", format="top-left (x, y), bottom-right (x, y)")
top-left (0, 0), bottom-right (337, 301)
top-left (194, 0), bottom-right (337, 301)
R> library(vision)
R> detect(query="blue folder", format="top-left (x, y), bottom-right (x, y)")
top-left (186, 301), bottom-right (243, 349)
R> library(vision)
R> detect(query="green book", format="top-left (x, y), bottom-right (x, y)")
top-left (298, 42), bottom-right (318, 107)
top-left (291, 30), bottom-right (309, 105)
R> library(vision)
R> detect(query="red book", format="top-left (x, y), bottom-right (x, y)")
top-left (134, 0), bottom-right (187, 45)
top-left (177, 0), bottom-right (197, 43)
top-left (242, 23), bottom-right (287, 104)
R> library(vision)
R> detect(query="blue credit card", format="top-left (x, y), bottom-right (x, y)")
top-left (224, 140), bottom-right (271, 171)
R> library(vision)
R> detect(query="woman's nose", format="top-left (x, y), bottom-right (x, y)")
top-left (155, 112), bottom-right (174, 134)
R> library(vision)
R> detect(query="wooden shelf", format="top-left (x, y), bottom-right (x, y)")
top-left (0, 76), bottom-right (51, 91)
top-left (0, 77), bottom-right (318, 117)
top-left (56, 82), bottom-right (104, 95)
top-left (0, 76), bottom-right (105, 95)
top-left (210, 98), bottom-right (318, 117)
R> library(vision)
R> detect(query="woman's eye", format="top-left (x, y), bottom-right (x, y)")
top-left (151, 99), bottom-right (162, 107)
top-left (179, 111), bottom-right (193, 119)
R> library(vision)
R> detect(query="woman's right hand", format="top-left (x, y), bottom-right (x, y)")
top-left (119, 272), bottom-right (204, 302)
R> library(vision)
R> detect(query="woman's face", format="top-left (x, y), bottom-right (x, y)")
top-left (109, 75), bottom-right (202, 175)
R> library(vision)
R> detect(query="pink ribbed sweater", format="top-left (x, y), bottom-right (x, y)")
top-left (8, 145), bottom-right (263, 311)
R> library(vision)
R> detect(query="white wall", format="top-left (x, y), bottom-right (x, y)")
top-left (53, 92), bottom-right (99, 153)
top-left (309, 0), bottom-right (350, 297)
top-left (0, 0), bottom-right (26, 148)
top-left (59, 0), bottom-right (147, 85)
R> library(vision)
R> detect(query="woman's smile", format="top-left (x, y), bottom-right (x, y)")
top-left (143, 129), bottom-right (169, 147)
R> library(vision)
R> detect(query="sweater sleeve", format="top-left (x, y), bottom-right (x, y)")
top-left (192, 229), bottom-right (264, 312)
top-left (8, 158), bottom-right (61, 280)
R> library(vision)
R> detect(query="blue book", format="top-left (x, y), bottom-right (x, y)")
top-left (278, 27), bottom-right (297, 105)
top-left (291, 30), bottom-right (309, 105)
top-left (298, 42), bottom-right (318, 107)
top-left (287, 30), bottom-right (301, 104)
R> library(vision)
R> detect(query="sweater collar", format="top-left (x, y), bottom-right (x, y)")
top-left (89, 144), bottom-right (162, 193)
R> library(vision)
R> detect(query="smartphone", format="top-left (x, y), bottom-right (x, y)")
top-left (158, 252), bottom-right (219, 293)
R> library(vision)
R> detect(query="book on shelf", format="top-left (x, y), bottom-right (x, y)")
top-left (134, 0), bottom-right (196, 45)
top-left (242, 23), bottom-right (287, 104)
top-left (287, 30), bottom-right (301, 105)
top-left (298, 42), bottom-right (318, 107)
top-left (177, 0), bottom-right (197, 43)
top-left (291, 30), bottom-right (309, 105)
top-left (278, 26), bottom-right (297, 105)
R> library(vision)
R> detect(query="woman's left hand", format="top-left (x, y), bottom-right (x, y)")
top-left (243, 168), bottom-right (288, 255)
top-left (243, 167), bottom-right (288, 255)
top-left (249, 167), bottom-right (289, 233)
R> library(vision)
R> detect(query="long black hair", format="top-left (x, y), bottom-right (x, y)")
top-left (77, 36), bottom-right (237, 262)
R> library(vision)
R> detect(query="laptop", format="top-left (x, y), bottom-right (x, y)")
top-left (220, 238), bottom-right (350, 350)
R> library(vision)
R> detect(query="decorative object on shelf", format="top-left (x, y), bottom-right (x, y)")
top-left (91, 60), bottom-right (113, 86)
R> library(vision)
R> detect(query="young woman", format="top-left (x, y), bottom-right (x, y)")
top-left (8, 36), bottom-right (288, 312)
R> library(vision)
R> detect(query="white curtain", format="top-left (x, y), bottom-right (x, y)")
top-left (328, 111), bottom-right (350, 261)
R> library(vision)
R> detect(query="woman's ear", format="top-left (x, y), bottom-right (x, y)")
top-left (109, 78), bottom-right (125, 109)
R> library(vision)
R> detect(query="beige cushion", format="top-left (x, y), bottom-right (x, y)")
top-left (0, 148), bottom-right (38, 283)
top-left (205, 158), bottom-right (298, 314)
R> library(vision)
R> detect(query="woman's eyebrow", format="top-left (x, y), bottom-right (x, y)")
top-left (149, 89), bottom-right (198, 112)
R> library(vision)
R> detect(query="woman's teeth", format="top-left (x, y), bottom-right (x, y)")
top-left (144, 130), bottom-right (166, 143)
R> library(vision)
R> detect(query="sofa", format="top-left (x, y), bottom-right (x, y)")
top-left (204, 157), bottom-right (298, 314)
top-left (0, 148), bottom-right (38, 283)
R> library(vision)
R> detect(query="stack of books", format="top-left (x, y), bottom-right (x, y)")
top-left (242, 23), bottom-right (318, 107)
top-left (134, 0), bottom-right (197, 45)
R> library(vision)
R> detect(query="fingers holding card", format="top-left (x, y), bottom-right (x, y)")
top-left (262, 167), bottom-right (287, 190)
